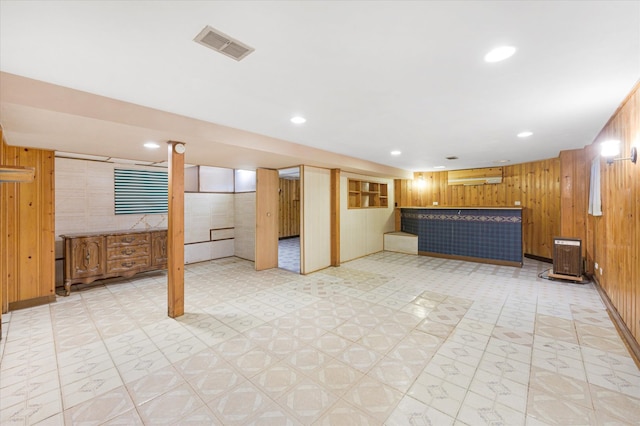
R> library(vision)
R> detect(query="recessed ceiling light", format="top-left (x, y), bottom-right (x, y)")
top-left (144, 142), bottom-right (160, 149)
top-left (391, 150), bottom-right (401, 156)
top-left (517, 131), bottom-right (533, 138)
top-left (434, 166), bottom-right (446, 169)
top-left (290, 116), bottom-right (306, 124)
top-left (484, 46), bottom-right (516, 63)
top-left (494, 159), bottom-right (511, 164)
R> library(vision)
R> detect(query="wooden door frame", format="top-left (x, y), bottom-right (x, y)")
top-left (255, 168), bottom-right (279, 270)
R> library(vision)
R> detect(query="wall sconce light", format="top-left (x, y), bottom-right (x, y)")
top-left (601, 139), bottom-right (637, 165)
top-left (414, 174), bottom-right (426, 189)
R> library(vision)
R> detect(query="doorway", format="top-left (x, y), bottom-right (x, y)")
top-left (278, 167), bottom-right (301, 273)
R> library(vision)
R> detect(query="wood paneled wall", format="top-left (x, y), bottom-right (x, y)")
top-left (395, 158), bottom-right (561, 259)
top-left (1, 136), bottom-right (55, 311)
top-left (559, 149), bottom-right (589, 260)
top-left (566, 82), bottom-right (639, 344)
top-left (279, 178), bottom-right (300, 238)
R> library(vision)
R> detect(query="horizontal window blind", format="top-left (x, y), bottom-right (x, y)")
top-left (114, 169), bottom-right (168, 214)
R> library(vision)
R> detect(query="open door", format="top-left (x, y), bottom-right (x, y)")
top-left (278, 167), bottom-right (301, 273)
top-left (255, 168), bottom-right (279, 270)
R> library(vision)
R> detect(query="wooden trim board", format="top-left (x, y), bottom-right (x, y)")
top-left (418, 251), bottom-right (522, 268)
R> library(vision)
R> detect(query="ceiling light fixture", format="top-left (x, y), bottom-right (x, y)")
top-left (517, 131), bottom-right (533, 138)
top-left (484, 46), bottom-right (516, 63)
top-left (434, 166), bottom-right (446, 169)
top-left (290, 116), bottom-right (306, 124)
top-left (144, 142), bottom-right (160, 149)
top-left (391, 150), bottom-right (401, 156)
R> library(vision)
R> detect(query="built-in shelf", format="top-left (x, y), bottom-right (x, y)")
top-left (348, 178), bottom-right (388, 208)
top-left (0, 165), bottom-right (35, 183)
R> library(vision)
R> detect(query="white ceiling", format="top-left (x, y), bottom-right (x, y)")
top-left (0, 1), bottom-right (639, 173)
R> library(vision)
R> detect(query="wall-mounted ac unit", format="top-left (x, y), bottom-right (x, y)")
top-left (552, 237), bottom-right (582, 278)
top-left (447, 167), bottom-right (503, 185)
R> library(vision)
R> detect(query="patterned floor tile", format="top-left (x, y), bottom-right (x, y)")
top-left (251, 362), bottom-right (303, 399)
top-left (338, 343), bottom-right (383, 374)
top-left (368, 356), bottom-right (420, 393)
top-left (115, 350), bottom-right (171, 384)
top-left (62, 386), bottom-right (134, 425)
top-left (137, 382), bottom-right (204, 424)
top-left (232, 348), bottom-right (277, 377)
top-left (477, 352), bottom-right (531, 386)
top-left (526, 386), bottom-right (596, 425)
top-left (589, 382), bottom-right (640, 425)
top-left (532, 347), bottom-right (586, 381)
top-left (209, 381), bottom-right (275, 425)
top-left (177, 405), bottom-right (223, 425)
top-left (2, 254), bottom-right (639, 426)
top-left (386, 395), bottom-right (454, 426)
top-left (309, 358), bottom-right (364, 396)
top-left (342, 375), bottom-right (403, 420)
top-left (468, 368), bottom-right (528, 414)
top-left (277, 378), bottom-right (338, 424)
top-left (457, 390), bottom-right (526, 425)
top-left (415, 319), bottom-right (455, 339)
top-left (584, 361), bottom-right (640, 398)
top-left (314, 399), bottom-right (379, 426)
top-left (424, 355), bottom-right (475, 389)
top-left (529, 366), bottom-right (592, 408)
top-left (100, 408), bottom-right (145, 425)
top-left (125, 366), bottom-right (185, 406)
top-left (491, 326), bottom-right (534, 346)
top-left (312, 332), bottom-right (351, 357)
top-left (0, 370), bottom-right (60, 412)
top-left (60, 367), bottom-right (123, 409)
top-left (407, 371), bottom-right (466, 418)
top-left (185, 360), bottom-right (245, 403)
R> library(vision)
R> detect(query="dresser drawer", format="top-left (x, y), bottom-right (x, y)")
top-left (106, 256), bottom-right (150, 274)
top-left (62, 229), bottom-right (167, 296)
top-left (107, 244), bottom-right (150, 260)
top-left (107, 233), bottom-right (150, 247)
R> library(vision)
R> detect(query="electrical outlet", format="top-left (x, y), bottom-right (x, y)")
top-left (433, 201), bottom-right (438, 206)
top-left (514, 201), bottom-right (521, 206)
top-left (595, 262), bottom-right (598, 269)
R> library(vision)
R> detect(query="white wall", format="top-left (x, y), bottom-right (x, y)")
top-left (55, 158), bottom-right (169, 285)
top-left (54, 157), bottom-right (254, 285)
top-left (340, 172), bottom-right (395, 262)
top-left (301, 166), bottom-right (331, 274)
top-left (234, 192), bottom-right (256, 261)
top-left (184, 193), bottom-right (235, 264)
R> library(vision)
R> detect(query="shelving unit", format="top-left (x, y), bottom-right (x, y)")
top-left (348, 178), bottom-right (388, 208)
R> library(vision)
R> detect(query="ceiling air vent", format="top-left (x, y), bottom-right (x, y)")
top-left (194, 25), bottom-right (254, 61)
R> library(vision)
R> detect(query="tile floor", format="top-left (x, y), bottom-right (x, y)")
top-left (1, 252), bottom-right (639, 425)
top-left (279, 237), bottom-right (300, 274)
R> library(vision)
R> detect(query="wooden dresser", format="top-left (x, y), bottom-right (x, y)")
top-left (60, 229), bottom-right (168, 295)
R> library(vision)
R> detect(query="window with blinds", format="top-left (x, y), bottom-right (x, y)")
top-left (114, 168), bottom-right (168, 214)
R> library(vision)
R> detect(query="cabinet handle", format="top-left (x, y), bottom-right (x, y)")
top-left (121, 261), bottom-right (134, 267)
top-left (123, 249), bottom-right (134, 255)
top-left (122, 237), bottom-right (135, 243)
top-left (85, 251), bottom-right (91, 264)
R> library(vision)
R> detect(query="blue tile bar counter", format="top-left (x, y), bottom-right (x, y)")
top-left (401, 207), bottom-right (523, 266)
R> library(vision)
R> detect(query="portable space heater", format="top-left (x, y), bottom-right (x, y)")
top-left (550, 237), bottom-right (582, 280)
